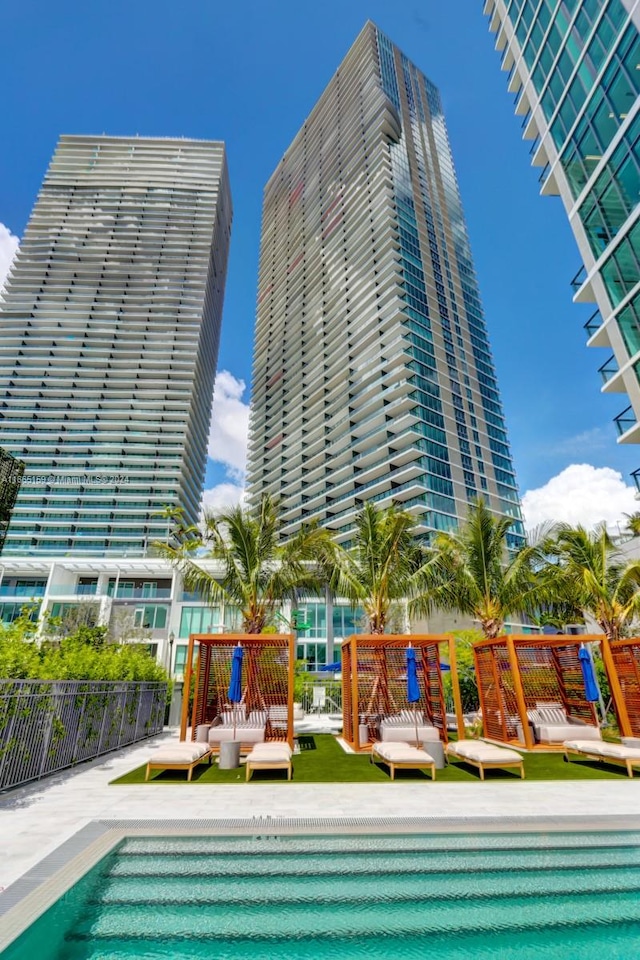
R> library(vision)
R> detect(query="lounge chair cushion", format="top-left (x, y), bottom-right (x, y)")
top-left (447, 740), bottom-right (523, 763)
top-left (373, 742), bottom-right (434, 763)
top-left (151, 742), bottom-right (210, 764)
top-left (247, 742), bottom-right (293, 762)
top-left (564, 739), bottom-right (640, 760)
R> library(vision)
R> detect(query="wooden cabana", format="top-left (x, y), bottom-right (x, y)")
top-left (341, 634), bottom-right (464, 751)
top-left (473, 633), bottom-right (632, 749)
top-left (180, 633), bottom-right (296, 748)
top-left (610, 639), bottom-right (640, 738)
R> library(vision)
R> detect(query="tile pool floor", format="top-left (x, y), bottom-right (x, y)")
top-left (2, 728), bottom-right (640, 893)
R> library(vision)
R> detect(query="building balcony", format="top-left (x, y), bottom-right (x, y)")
top-left (571, 265), bottom-right (596, 304)
top-left (584, 309), bottom-right (605, 344)
top-left (615, 405), bottom-right (638, 440)
top-left (0, 585), bottom-right (47, 598)
top-left (47, 585), bottom-right (101, 597)
top-left (112, 587), bottom-right (172, 601)
top-left (599, 356), bottom-right (619, 386)
top-left (631, 468), bottom-right (640, 495)
top-left (570, 266), bottom-right (587, 293)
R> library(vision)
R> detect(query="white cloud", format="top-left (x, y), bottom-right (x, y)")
top-left (548, 426), bottom-right (610, 457)
top-left (0, 222), bottom-right (19, 291)
top-left (202, 482), bottom-right (246, 515)
top-left (207, 370), bottom-right (250, 480)
top-left (201, 370), bottom-right (250, 516)
top-left (521, 463), bottom-right (638, 533)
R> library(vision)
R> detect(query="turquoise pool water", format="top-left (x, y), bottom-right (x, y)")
top-left (4, 831), bottom-right (640, 958)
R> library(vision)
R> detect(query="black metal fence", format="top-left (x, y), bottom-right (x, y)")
top-left (0, 680), bottom-right (167, 790)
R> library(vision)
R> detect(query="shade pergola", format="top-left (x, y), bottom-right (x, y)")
top-left (179, 633), bottom-right (296, 748)
top-left (610, 639), bottom-right (640, 737)
top-left (473, 633), bottom-right (632, 748)
top-left (341, 634), bottom-right (464, 751)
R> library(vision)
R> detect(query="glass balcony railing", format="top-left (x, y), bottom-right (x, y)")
top-left (112, 587), bottom-right (172, 600)
top-left (571, 265), bottom-right (587, 293)
top-left (615, 405), bottom-right (637, 436)
top-left (584, 309), bottom-right (603, 340)
top-left (632, 468), bottom-right (640, 494)
top-left (538, 162), bottom-right (550, 185)
top-left (599, 356), bottom-right (619, 385)
top-left (0, 585), bottom-right (47, 598)
top-left (47, 585), bottom-right (100, 597)
top-left (520, 108), bottom-right (532, 130)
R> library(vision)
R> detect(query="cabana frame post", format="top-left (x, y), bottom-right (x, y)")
top-left (506, 634), bottom-right (535, 750)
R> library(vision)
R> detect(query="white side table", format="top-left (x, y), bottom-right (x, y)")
top-left (421, 739), bottom-right (445, 769)
top-left (219, 740), bottom-right (241, 769)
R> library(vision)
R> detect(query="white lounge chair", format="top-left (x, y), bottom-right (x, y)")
top-left (208, 708), bottom-right (268, 750)
top-left (145, 741), bottom-right (212, 781)
top-left (245, 741), bottom-right (293, 781)
top-left (446, 739), bottom-right (525, 780)
top-left (371, 741), bottom-right (436, 780)
top-left (378, 711), bottom-right (440, 745)
top-left (564, 739), bottom-right (640, 778)
top-left (526, 702), bottom-right (601, 744)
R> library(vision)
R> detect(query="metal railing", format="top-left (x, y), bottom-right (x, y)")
top-left (0, 680), bottom-right (167, 791)
top-left (298, 683), bottom-right (343, 715)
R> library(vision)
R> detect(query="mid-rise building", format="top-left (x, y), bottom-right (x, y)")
top-left (0, 135), bottom-right (231, 555)
top-left (485, 1), bottom-right (640, 479)
top-left (0, 555), bottom-right (372, 678)
top-left (246, 22), bottom-right (525, 547)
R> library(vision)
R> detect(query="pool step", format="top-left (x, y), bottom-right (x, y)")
top-left (103, 845), bottom-right (640, 880)
top-left (61, 921), bottom-right (640, 960)
top-left (67, 889), bottom-right (640, 943)
top-left (92, 864), bottom-right (640, 907)
top-left (117, 832), bottom-right (640, 858)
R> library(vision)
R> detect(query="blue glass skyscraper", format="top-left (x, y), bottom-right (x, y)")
top-left (486, 1), bottom-right (640, 481)
top-left (247, 22), bottom-right (525, 547)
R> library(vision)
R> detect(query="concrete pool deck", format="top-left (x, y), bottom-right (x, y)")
top-left (2, 728), bottom-right (640, 892)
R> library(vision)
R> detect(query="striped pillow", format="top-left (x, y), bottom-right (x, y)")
top-left (538, 707), bottom-right (566, 724)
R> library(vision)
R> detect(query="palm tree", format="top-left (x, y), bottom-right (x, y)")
top-left (155, 494), bottom-right (333, 633)
top-left (624, 512), bottom-right (640, 538)
top-left (330, 501), bottom-right (431, 634)
top-left (413, 499), bottom-right (545, 639)
top-left (542, 523), bottom-right (640, 644)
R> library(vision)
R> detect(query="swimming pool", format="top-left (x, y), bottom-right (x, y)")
top-left (3, 830), bottom-right (640, 958)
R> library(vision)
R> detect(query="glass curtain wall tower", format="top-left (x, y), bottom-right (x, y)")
top-left (485, 1), bottom-right (640, 480)
top-left (0, 135), bottom-right (232, 556)
top-left (247, 22), bottom-right (524, 546)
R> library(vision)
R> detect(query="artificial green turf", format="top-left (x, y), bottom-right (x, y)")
top-left (110, 734), bottom-right (634, 785)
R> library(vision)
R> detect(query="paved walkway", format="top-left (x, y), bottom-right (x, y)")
top-left (1, 729), bottom-right (639, 891)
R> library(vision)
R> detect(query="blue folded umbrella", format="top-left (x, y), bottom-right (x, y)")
top-left (406, 646), bottom-right (420, 704)
top-left (227, 643), bottom-right (244, 704)
top-left (319, 661), bottom-right (341, 672)
top-left (579, 644), bottom-right (599, 703)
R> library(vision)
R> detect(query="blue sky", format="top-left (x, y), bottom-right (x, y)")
top-left (2, 0), bottom-right (638, 528)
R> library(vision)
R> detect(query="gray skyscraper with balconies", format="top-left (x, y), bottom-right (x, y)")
top-left (246, 22), bottom-right (524, 546)
top-left (0, 135), bottom-right (232, 556)
top-left (485, 1), bottom-right (640, 481)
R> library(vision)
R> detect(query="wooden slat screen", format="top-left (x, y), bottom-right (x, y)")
top-left (191, 635), bottom-right (292, 743)
top-left (341, 635), bottom-right (450, 748)
top-left (611, 642), bottom-right (640, 737)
